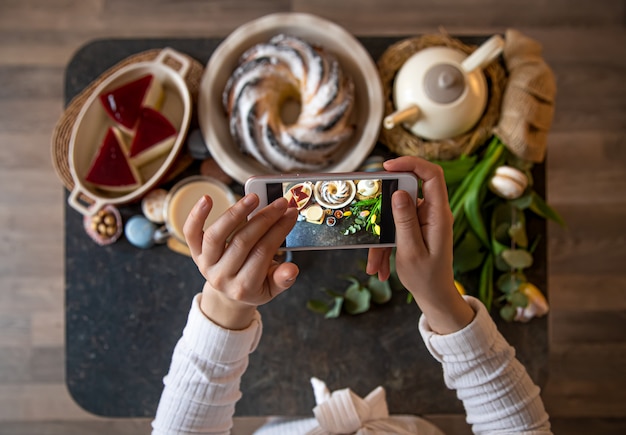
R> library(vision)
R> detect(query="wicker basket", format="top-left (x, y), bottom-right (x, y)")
top-left (377, 33), bottom-right (507, 161)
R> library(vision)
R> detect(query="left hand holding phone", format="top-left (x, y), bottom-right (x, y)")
top-left (183, 193), bottom-right (299, 330)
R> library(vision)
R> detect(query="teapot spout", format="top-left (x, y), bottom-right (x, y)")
top-left (383, 105), bottom-right (420, 130)
top-left (461, 34), bottom-right (504, 73)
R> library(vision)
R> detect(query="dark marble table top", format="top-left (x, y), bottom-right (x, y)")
top-left (64, 37), bottom-right (548, 418)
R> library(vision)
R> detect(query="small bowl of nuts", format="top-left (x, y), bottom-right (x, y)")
top-left (83, 205), bottom-right (123, 246)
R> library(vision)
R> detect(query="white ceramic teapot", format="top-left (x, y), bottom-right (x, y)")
top-left (384, 35), bottom-right (504, 140)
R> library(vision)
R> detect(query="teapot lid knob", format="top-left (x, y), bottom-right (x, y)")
top-left (423, 64), bottom-right (465, 104)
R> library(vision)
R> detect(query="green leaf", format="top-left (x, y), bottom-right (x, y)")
top-left (325, 296), bottom-right (344, 318)
top-left (530, 191), bottom-right (566, 226)
top-left (508, 221), bottom-right (528, 248)
top-left (529, 235), bottom-right (542, 254)
top-left (508, 291), bottom-right (529, 309)
top-left (344, 276), bottom-right (361, 287)
top-left (452, 211), bottom-right (468, 246)
top-left (464, 139), bottom-right (506, 247)
top-left (501, 249), bottom-right (534, 269)
top-left (510, 193), bottom-right (533, 210)
top-left (324, 288), bottom-right (344, 298)
top-left (367, 276), bottom-right (392, 304)
top-left (479, 254), bottom-right (494, 310)
top-left (433, 155), bottom-right (478, 186)
top-left (494, 253), bottom-right (511, 271)
top-left (496, 271), bottom-right (527, 294)
top-left (307, 299), bottom-right (329, 314)
top-left (500, 304), bottom-right (517, 322)
top-left (493, 222), bottom-right (511, 246)
top-left (344, 284), bottom-right (371, 315)
top-left (448, 137), bottom-right (501, 217)
top-left (453, 231), bottom-right (487, 273)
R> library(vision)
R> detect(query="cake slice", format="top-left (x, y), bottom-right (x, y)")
top-left (99, 74), bottom-right (163, 133)
top-left (127, 107), bottom-right (177, 166)
top-left (85, 127), bottom-right (142, 192)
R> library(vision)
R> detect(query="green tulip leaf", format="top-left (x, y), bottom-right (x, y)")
top-left (433, 155), bottom-right (478, 186)
top-left (530, 191), bottom-right (566, 227)
top-left (453, 230), bottom-right (486, 273)
top-left (501, 249), bottom-right (534, 269)
top-left (479, 254), bottom-right (494, 310)
top-left (510, 193), bottom-right (533, 210)
top-left (464, 139), bottom-right (506, 248)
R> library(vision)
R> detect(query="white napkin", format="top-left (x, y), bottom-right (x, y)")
top-left (306, 378), bottom-right (417, 435)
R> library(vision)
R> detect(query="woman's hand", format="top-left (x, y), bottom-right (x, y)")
top-left (183, 193), bottom-right (299, 330)
top-left (367, 157), bottom-right (474, 334)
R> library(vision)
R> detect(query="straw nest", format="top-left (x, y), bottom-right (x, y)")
top-left (377, 33), bottom-right (507, 160)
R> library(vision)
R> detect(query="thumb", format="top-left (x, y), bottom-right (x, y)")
top-left (268, 261), bottom-right (300, 297)
top-left (392, 190), bottom-right (426, 254)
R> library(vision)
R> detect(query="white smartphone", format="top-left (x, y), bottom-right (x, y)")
top-left (244, 171), bottom-right (419, 251)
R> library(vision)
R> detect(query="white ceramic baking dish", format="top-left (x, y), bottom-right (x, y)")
top-left (68, 47), bottom-right (192, 216)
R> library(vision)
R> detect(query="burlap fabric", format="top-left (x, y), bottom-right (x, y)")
top-left (493, 29), bottom-right (557, 163)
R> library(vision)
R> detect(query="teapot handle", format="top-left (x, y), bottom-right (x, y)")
top-left (461, 35), bottom-right (505, 73)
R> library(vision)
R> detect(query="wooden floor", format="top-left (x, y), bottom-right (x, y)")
top-left (1, 0), bottom-right (625, 433)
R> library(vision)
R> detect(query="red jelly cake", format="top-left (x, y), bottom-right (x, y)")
top-left (99, 74), bottom-right (163, 133)
top-left (128, 107), bottom-right (177, 166)
top-left (85, 127), bottom-right (142, 192)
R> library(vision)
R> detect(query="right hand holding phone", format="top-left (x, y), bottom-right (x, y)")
top-left (367, 157), bottom-right (475, 334)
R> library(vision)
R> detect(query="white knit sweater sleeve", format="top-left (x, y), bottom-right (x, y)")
top-left (151, 294), bottom-right (262, 435)
top-left (419, 296), bottom-right (552, 434)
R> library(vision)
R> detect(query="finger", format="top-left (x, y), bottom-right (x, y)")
top-left (183, 195), bottom-right (213, 260)
top-left (383, 157), bottom-right (449, 208)
top-left (391, 190), bottom-right (427, 255)
top-left (267, 261), bottom-right (300, 298)
top-left (220, 198), bottom-right (292, 272)
top-left (200, 193), bottom-right (259, 265)
top-left (366, 247), bottom-right (390, 277)
top-left (236, 205), bottom-right (298, 279)
top-left (377, 248), bottom-right (392, 282)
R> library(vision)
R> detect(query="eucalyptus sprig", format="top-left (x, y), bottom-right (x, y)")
top-left (307, 252), bottom-right (404, 318)
top-left (307, 274), bottom-right (393, 318)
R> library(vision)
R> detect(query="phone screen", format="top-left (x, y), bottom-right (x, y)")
top-left (266, 177), bottom-right (398, 249)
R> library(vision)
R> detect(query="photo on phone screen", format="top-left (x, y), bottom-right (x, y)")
top-left (265, 177), bottom-right (398, 249)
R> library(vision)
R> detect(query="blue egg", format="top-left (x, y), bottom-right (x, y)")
top-left (359, 155), bottom-right (385, 172)
top-left (125, 215), bottom-right (157, 249)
